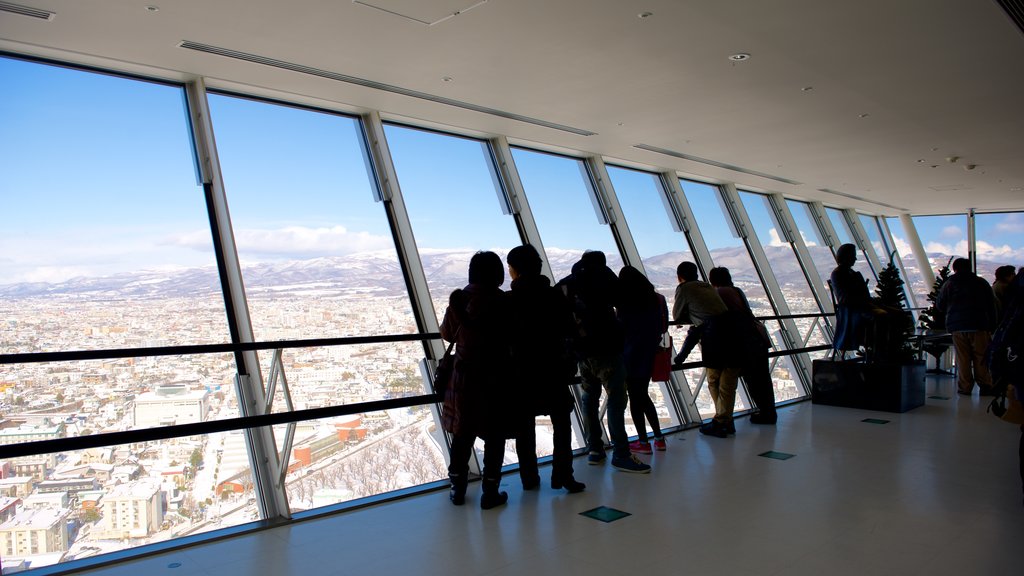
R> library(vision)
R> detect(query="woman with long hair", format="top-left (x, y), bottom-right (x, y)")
top-left (618, 265), bottom-right (668, 452)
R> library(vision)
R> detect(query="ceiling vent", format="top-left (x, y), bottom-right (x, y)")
top-left (178, 41), bottom-right (596, 137)
top-left (0, 1), bottom-right (55, 20)
top-left (994, 0), bottom-right (1024, 36)
top-left (633, 143), bottom-right (802, 186)
top-left (817, 188), bottom-right (906, 211)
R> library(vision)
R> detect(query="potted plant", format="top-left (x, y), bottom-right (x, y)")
top-left (918, 257), bottom-right (954, 373)
top-left (812, 251), bottom-right (927, 412)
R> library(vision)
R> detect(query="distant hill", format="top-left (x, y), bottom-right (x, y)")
top-left (0, 247), bottom-right (1003, 302)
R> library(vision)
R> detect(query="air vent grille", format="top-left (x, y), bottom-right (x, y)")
top-left (994, 0), bottom-right (1024, 36)
top-left (817, 188), bottom-right (906, 211)
top-left (178, 41), bottom-right (595, 136)
top-left (633, 143), bottom-right (802, 185)
top-left (0, 1), bottom-right (55, 20)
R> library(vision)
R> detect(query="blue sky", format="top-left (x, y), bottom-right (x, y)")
top-left (2, 54), bottom-right (1022, 288)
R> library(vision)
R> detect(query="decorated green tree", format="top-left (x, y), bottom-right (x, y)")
top-left (873, 251), bottom-right (916, 363)
top-left (918, 256), bottom-right (954, 330)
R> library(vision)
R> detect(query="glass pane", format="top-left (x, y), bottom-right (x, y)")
top-left (787, 200), bottom-right (837, 297)
top-left (911, 214), bottom-right (967, 279)
top-left (884, 217), bottom-right (930, 307)
top-left (858, 214), bottom-right (890, 266)
top-left (384, 126), bottom-right (573, 463)
top-left (678, 180), bottom-right (765, 413)
top-left (974, 212), bottom-right (1024, 285)
top-left (207, 94), bottom-right (419, 344)
top-left (511, 148), bottom-right (623, 281)
top-left (0, 57), bottom-right (229, 354)
top-left (826, 207), bottom-right (875, 281)
top-left (0, 433), bottom-right (259, 564)
top-left (606, 165), bottom-right (689, 434)
top-left (385, 125), bottom-right (522, 314)
top-left (281, 410), bottom-right (448, 511)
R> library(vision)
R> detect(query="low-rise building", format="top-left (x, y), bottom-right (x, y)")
top-left (99, 480), bottom-right (163, 539)
top-left (133, 384), bottom-right (208, 428)
top-left (0, 507), bottom-right (70, 556)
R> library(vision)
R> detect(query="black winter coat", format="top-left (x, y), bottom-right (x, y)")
top-left (507, 274), bottom-right (576, 416)
top-left (439, 284), bottom-right (513, 438)
top-left (936, 272), bottom-right (997, 332)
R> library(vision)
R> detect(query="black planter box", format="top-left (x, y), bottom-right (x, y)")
top-left (811, 359), bottom-right (926, 413)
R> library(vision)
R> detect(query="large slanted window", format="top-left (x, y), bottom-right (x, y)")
top-left (384, 125), bottom-right (578, 464)
top-left (208, 96), bottom-right (443, 512)
top-left (739, 192), bottom-right (830, 365)
top-left (826, 207), bottom-right (876, 281)
top-left (787, 200), bottom-right (838, 293)
top-left (911, 214), bottom-right (968, 278)
top-left (0, 56), bottom-right (247, 561)
top-left (974, 212), bottom-right (1024, 283)
top-left (606, 165), bottom-right (689, 435)
top-left (511, 148), bottom-right (623, 280)
top-left (885, 217), bottom-right (931, 306)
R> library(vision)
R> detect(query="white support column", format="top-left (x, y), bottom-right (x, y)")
top-left (661, 175), bottom-right (715, 271)
top-left (769, 194), bottom-right (835, 324)
top-left (899, 213), bottom-right (936, 287)
top-left (489, 137), bottom-right (555, 279)
top-left (185, 78), bottom-right (290, 521)
top-left (584, 156), bottom-right (644, 269)
top-left (656, 174), bottom-right (709, 425)
top-left (879, 218), bottom-right (921, 312)
top-left (846, 209), bottom-right (883, 278)
top-left (722, 185), bottom-right (812, 395)
top-left (809, 202), bottom-right (839, 253)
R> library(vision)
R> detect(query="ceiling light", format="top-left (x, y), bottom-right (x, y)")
top-left (145, 5), bottom-right (159, 11)
top-left (442, 76), bottom-right (453, 82)
top-left (1010, 187), bottom-right (1022, 192)
top-left (728, 53), bottom-right (751, 62)
top-left (801, 86), bottom-right (813, 91)
top-left (916, 159), bottom-right (925, 163)
top-left (946, 156), bottom-right (959, 163)
top-left (638, 12), bottom-right (653, 19)
top-left (858, 113), bottom-right (870, 118)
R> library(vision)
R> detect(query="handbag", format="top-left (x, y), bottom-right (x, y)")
top-left (651, 333), bottom-right (673, 382)
top-left (432, 333), bottom-right (458, 396)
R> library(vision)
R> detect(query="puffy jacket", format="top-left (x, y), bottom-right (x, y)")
top-left (936, 271), bottom-right (997, 332)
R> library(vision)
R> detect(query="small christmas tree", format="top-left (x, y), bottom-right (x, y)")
top-left (873, 250), bottom-right (916, 363)
top-left (918, 256), bottom-right (954, 330)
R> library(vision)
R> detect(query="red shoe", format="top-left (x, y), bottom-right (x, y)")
top-left (653, 438), bottom-right (667, 451)
top-left (629, 440), bottom-right (652, 454)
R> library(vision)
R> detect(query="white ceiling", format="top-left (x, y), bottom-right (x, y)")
top-left (2, 0), bottom-right (1023, 215)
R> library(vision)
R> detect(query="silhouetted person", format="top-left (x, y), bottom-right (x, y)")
top-left (506, 245), bottom-right (585, 493)
top-left (994, 265), bottom-right (1017, 321)
top-left (557, 251), bottom-right (650, 473)
top-left (709, 267), bottom-right (776, 424)
top-left (440, 251), bottom-right (512, 509)
top-left (936, 257), bottom-right (998, 396)
top-left (618, 265), bottom-right (668, 453)
top-left (673, 261), bottom-right (742, 438)
top-left (829, 243), bottom-right (871, 354)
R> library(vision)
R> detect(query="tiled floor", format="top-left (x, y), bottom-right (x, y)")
top-left (76, 375), bottom-right (1023, 576)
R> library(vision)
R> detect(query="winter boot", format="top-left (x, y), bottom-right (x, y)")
top-left (480, 477), bottom-right (508, 510)
top-left (449, 473), bottom-right (467, 506)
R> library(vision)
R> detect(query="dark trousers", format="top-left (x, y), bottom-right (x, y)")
top-left (1020, 426), bottom-right (1024, 501)
top-left (516, 409), bottom-right (576, 483)
top-left (626, 376), bottom-right (662, 442)
top-left (743, 349), bottom-right (777, 417)
top-left (449, 430), bottom-right (504, 481)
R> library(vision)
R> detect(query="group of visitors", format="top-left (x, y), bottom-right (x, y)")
top-left (439, 246), bottom-right (778, 509)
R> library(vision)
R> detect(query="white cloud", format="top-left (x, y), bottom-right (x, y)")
top-left (924, 240), bottom-right (967, 257)
top-left (994, 213), bottom-right (1024, 234)
top-left (941, 225), bottom-right (963, 239)
top-left (976, 240), bottom-right (1024, 262)
top-left (798, 230), bottom-right (818, 247)
top-left (169, 225), bottom-right (393, 259)
top-left (767, 228), bottom-right (788, 247)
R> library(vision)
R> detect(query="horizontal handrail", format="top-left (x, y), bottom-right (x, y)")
top-left (0, 332), bottom-right (441, 365)
top-left (0, 393), bottom-right (438, 460)
top-left (668, 312), bottom-right (834, 327)
top-left (2, 341), bottom-right (830, 460)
